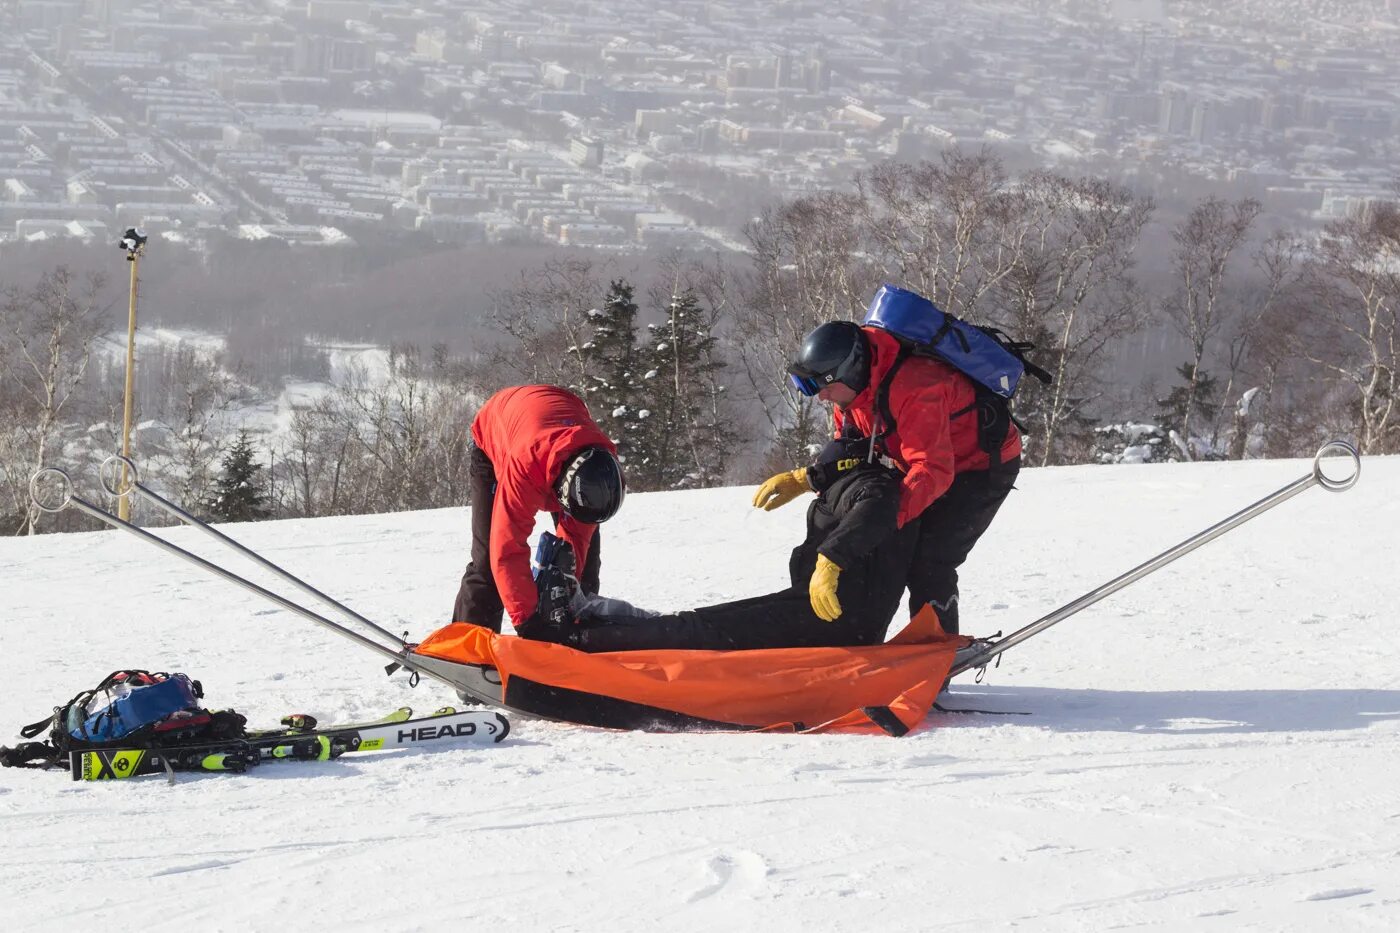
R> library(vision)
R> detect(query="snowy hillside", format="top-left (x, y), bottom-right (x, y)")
top-left (92, 326), bottom-right (395, 441)
top-left (2, 454), bottom-right (1398, 931)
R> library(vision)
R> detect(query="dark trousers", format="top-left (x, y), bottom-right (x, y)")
top-left (904, 457), bottom-right (1019, 635)
top-left (452, 443), bottom-right (601, 632)
top-left (574, 520), bottom-right (916, 653)
top-left (575, 588), bottom-right (886, 653)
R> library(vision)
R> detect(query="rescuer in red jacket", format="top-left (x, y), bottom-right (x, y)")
top-left (755, 322), bottom-right (1020, 635)
top-left (451, 385), bottom-right (625, 634)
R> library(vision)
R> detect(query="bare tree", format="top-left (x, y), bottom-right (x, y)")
top-left (269, 340), bottom-right (481, 521)
top-left (159, 345), bottom-right (244, 510)
top-left (737, 150), bottom-right (1028, 468)
top-left (996, 172), bottom-right (1155, 465)
top-left (739, 192), bottom-right (880, 465)
top-left (1213, 231), bottom-right (1303, 458)
top-left (278, 397), bottom-right (354, 518)
top-left (1290, 200), bottom-right (1400, 454)
top-left (487, 257), bottom-right (611, 389)
top-left (855, 149), bottom-right (1025, 320)
top-left (1162, 196), bottom-right (1262, 454)
top-left (0, 268), bottom-right (108, 534)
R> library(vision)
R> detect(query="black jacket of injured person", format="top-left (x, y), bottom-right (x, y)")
top-left (566, 435), bottom-right (919, 652)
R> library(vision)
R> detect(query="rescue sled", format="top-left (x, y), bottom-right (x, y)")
top-left (26, 443), bottom-right (1359, 735)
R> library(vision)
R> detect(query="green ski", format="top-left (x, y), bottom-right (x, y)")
top-left (70, 708), bottom-right (506, 782)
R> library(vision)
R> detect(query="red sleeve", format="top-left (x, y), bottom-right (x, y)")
top-left (555, 515), bottom-right (597, 574)
top-left (893, 384), bottom-right (956, 527)
top-left (489, 466), bottom-right (543, 625)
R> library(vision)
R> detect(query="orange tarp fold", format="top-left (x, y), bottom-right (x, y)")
top-left (413, 604), bottom-right (964, 735)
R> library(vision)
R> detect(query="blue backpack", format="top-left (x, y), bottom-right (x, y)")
top-left (862, 285), bottom-right (1051, 464)
top-left (1, 670), bottom-right (245, 769)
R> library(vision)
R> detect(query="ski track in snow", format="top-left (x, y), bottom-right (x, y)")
top-left (2, 456), bottom-right (1399, 931)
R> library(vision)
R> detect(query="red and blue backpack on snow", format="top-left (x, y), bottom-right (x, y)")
top-left (0, 670), bottom-right (246, 769)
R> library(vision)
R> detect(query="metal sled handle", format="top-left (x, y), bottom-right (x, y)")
top-left (25, 464), bottom-right (460, 693)
top-left (96, 454), bottom-right (403, 645)
top-left (29, 467), bottom-right (75, 514)
top-left (1311, 439), bottom-right (1360, 492)
top-left (950, 440), bottom-right (1362, 678)
top-left (99, 453), bottom-right (138, 499)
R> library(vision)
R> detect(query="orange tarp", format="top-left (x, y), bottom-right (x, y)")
top-left (414, 604), bottom-right (964, 735)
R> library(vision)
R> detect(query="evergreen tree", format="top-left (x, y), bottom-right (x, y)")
top-left (577, 280), bottom-right (647, 464)
top-left (631, 290), bottom-right (738, 490)
top-left (1156, 362), bottom-right (1221, 458)
top-left (205, 430), bottom-right (271, 522)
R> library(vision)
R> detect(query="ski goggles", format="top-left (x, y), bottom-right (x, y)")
top-left (788, 373), bottom-right (821, 397)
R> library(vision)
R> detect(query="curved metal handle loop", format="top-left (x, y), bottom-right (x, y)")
top-left (1312, 440), bottom-right (1361, 493)
top-left (28, 468), bottom-right (74, 514)
top-left (100, 454), bottom-right (140, 498)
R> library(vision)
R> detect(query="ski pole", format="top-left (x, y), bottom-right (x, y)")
top-left (27, 467), bottom-right (450, 688)
top-left (950, 440), bottom-right (1361, 678)
top-left (98, 454), bottom-right (404, 646)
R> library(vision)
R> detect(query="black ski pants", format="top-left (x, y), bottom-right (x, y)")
top-left (452, 443), bottom-right (601, 632)
top-left (573, 588), bottom-right (885, 653)
top-left (572, 516), bottom-right (917, 653)
top-left (904, 457), bottom-right (1019, 636)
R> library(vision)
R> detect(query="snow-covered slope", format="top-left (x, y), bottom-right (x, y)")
top-left (2, 455), bottom-right (1397, 931)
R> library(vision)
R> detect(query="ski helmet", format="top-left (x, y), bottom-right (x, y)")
top-left (555, 446), bottom-right (625, 524)
top-left (786, 321), bottom-right (871, 396)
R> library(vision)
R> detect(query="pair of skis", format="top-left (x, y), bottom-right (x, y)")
top-left (71, 706), bottom-right (508, 783)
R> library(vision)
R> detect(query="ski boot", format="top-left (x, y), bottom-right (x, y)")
top-left (516, 532), bottom-right (581, 645)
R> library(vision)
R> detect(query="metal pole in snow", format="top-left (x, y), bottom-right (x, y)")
top-left (97, 454), bottom-right (403, 645)
top-left (26, 466), bottom-right (441, 684)
top-left (950, 440), bottom-right (1362, 679)
top-left (117, 228), bottom-right (147, 522)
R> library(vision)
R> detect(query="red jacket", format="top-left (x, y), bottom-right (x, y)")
top-left (833, 327), bottom-right (1021, 527)
top-left (470, 386), bottom-right (617, 624)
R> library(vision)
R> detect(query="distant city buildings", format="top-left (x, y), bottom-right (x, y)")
top-left (2, 0), bottom-right (1398, 250)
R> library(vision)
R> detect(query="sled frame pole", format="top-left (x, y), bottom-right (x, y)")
top-left (950, 440), bottom-right (1361, 678)
top-left (96, 455), bottom-right (403, 645)
top-left (27, 466), bottom-right (458, 693)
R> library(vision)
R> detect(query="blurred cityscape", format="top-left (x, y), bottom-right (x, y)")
top-left (3, 0), bottom-right (1399, 252)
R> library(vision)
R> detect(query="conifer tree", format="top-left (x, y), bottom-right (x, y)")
top-left (577, 280), bottom-right (647, 463)
top-left (631, 290), bottom-right (737, 490)
top-left (1157, 362), bottom-right (1220, 456)
top-left (205, 430), bottom-right (271, 522)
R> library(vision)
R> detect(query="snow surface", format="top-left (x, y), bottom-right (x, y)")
top-left (2, 454), bottom-right (1398, 931)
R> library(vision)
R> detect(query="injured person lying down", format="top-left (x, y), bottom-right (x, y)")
top-left (514, 432), bottom-right (922, 653)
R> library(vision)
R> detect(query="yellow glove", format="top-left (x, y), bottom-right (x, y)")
top-left (809, 554), bottom-right (843, 622)
top-left (751, 467), bottom-right (811, 511)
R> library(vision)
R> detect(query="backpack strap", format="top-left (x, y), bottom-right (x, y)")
top-left (19, 681), bottom-right (98, 739)
top-left (0, 741), bottom-right (61, 769)
top-left (946, 390), bottom-right (1008, 469)
top-left (872, 338), bottom-right (1027, 472)
top-left (870, 342), bottom-right (914, 463)
top-left (19, 712), bottom-right (58, 739)
top-left (978, 325), bottom-right (1053, 385)
top-left (977, 391), bottom-right (1009, 470)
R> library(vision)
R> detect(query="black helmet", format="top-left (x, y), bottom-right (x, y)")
top-left (787, 321), bottom-right (871, 396)
top-left (555, 446), bottom-right (625, 524)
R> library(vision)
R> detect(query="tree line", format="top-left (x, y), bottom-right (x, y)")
top-left (2, 147), bottom-right (1396, 534)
